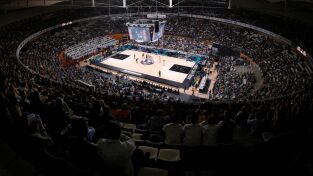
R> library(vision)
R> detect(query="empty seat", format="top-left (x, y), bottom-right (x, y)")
top-left (157, 149), bottom-right (181, 162)
top-left (122, 130), bottom-right (132, 138)
top-left (138, 146), bottom-right (159, 160)
top-left (134, 128), bottom-right (149, 140)
top-left (157, 149), bottom-right (182, 174)
top-left (134, 128), bottom-right (148, 134)
top-left (121, 123), bottom-right (136, 132)
top-left (122, 128), bottom-right (134, 134)
top-left (132, 133), bottom-right (144, 141)
top-left (138, 167), bottom-right (168, 176)
top-left (146, 140), bottom-right (163, 147)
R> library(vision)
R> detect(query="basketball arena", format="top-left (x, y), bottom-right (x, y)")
top-left (1, 1), bottom-right (313, 176)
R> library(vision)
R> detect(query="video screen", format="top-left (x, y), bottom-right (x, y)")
top-left (127, 21), bottom-right (165, 43)
top-left (128, 26), bottom-right (152, 43)
top-left (152, 22), bottom-right (165, 42)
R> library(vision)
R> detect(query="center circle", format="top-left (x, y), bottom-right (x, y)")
top-left (140, 58), bottom-right (154, 65)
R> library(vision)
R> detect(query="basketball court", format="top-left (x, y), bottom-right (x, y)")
top-left (99, 50), bottom-right (196, 87)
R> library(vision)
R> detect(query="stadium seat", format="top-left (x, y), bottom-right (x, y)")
top-left (132, 133), bottom-right (144, 142)
top-left (138, 167), bottom-right (168, 176)
top-left (134, 128), bottom-right (148, 134)
top-left (122, 128), bottom-right (134, 134)
top-left (157, 149), bottom-right (181, 162)
top-left (121, 122), bottom-right (137, 130)
top-left (157, 148), bottom-right (182, 174)
top-left (162, 143), bottom-right (182, 150)
top-left (134, 128), bottom-right (149, 140)
top-left (122, 130), bottom-right (133, 138)
top-left (138, 146), bottom-right (159, 161)
top-left (146, 140), bottom-right (163, 147)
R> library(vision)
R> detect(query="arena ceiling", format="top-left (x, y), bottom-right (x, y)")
top-left (0, 0), bottom-right (313, 9)
top-left (0, 0), bottom-right (313, 25)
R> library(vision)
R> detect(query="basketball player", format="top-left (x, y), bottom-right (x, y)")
top-left (159, 70), bottom-right (161, 77)
top-left (159, 56), bottom-right (161, 63)
top-left (163, 59), bottom-right (165, 66)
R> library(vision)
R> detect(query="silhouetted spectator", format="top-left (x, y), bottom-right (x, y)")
top-left (162, 113), bottom-right (183, 145)
top-left (183, 114), bottom-right (202, 146)
top-left (66, 117), bottom-right (103, 173)
top-left (96, 121), bottom-right (135, 176)
top-left (217, 110), bottom-right (235, 144)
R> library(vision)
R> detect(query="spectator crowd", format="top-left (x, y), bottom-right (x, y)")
top-left (0, 7), bottom-right (313, 176)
